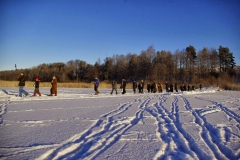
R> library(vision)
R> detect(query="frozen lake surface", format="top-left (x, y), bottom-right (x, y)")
top-left (0, 87), bottom-right (239, 160)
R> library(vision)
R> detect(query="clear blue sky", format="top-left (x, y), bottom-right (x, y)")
top-left (0, 0), bottom-right (240, 71)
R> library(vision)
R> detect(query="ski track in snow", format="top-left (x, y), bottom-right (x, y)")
top-left (181, 96), bottom-right (238, 160)
top-left (0, 87), bottom-right (239, 160)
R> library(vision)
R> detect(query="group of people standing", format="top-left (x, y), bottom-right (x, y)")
top-left (109, 79), bottom-right (203, 95)
top-left (161, 82), bottom-right (202, 93)
top-left (110, 79), bottom-right (145, 95)
top-left (109, 78), bottom-right (127, 95)
top-left (146, 82), bottom-right (164, 93)
top-left (110, 79), bottom-right (167, 95)
top-left (17, 72), bottom-right (57, 97)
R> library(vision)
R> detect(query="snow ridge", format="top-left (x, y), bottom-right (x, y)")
top-left (0, 90), bottom-right (11, 124)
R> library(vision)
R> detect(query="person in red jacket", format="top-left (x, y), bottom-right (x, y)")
top-left (33, 76), bottom-right (41, 96)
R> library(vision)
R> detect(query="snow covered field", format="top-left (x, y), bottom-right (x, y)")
top-left (0, 87), bottom-right (239, 160)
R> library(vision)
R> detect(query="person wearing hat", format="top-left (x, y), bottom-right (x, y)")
top-left (18, 72), bottom-right (28, 97)
top-left (33, 76), bottom-right (41, 96)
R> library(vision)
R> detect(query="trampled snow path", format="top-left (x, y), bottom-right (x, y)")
top-left (0, 87), bottom-right (239, 160)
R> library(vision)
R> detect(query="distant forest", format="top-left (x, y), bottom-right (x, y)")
top-left (0, 45), bottom-right (239, 86)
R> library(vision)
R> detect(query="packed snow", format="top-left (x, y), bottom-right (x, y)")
top-left (0, 87), bottom-right (239, 160)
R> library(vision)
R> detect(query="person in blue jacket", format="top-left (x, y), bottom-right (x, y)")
top-left (94, 78), bottom-right (100, 95)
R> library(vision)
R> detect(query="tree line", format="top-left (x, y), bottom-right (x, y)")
top-left (0, 45), bottom-right (238, 85)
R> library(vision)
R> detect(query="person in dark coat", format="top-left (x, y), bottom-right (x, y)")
top-left (180, 85), bottom-right (183, 91)
top-left (165, 82), bottom-right (169, 92)
top-left (174, 83), bottom-right (178, 92)
top-left (183, 84), bottom-right (186, 91)
top-left (50, 76), bottom-right (57, 96)
top-left (150, 82), bottom-right (154, 93)
top-left (133, 80), bottom-right (137, 94)
top-left (152, 82), bottom-right (156, 93)
top-left (111, 80), bottom-right (118, 95)
top-left (94, 78), bottom-right (100, 95)
top-left (138, 82), bottom-right (141, 93)
top-left (147, 83), bottom-right (151, 93)
top-left (199, 84), bottom-right (202, 90)
top-left (33, 76), bottom-right (41, 96)
top-left (192, 85), bottom-right (195, 91)
top-left (18, 72), bottom-right (28, 97)
top-left (121, 78), bottom-right (126, 94)
top-left (187, 84), bottom-right (191, 91)
top-left (140, 80), bottom-right (144, 93)
top-left (170, 83), bottom-right (173, 92)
